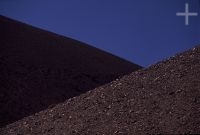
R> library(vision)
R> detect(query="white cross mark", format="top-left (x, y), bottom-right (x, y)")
top-left (176, 3), bottom-right (198, 25)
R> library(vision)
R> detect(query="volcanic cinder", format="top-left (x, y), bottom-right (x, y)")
top-left (0, 15), bottom-right (141, 127)
top-left (1, 15), bottom-right (200, 135)
top-left (1, 44), bottom-right (200, 134)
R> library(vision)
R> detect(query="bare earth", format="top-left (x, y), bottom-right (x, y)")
top-left (1, 44), bottom-right (200, 134)
top-left (0, 15), bottom-right (141, 128)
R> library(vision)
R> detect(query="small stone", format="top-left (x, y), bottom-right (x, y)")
top-left (192, 47), bottom-right (196, 51)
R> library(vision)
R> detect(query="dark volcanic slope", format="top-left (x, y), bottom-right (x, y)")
top-left (1, 46), bottom-right (200, 135)
top-left (0, 15), bottom-right (141, 127)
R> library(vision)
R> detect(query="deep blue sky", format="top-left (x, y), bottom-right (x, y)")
top-left (0, 0), bottom-right (199, 67)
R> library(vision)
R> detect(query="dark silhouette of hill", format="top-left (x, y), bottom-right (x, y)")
top-left (0, 15), bottom-right (142, 127)
top-left (1, 46), bottom-right (199, 134)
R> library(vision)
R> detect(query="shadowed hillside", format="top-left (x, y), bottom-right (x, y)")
top-left (1, 46), bottom-right (199, 134)
top-left (0, 15), bottom-right (141, 127)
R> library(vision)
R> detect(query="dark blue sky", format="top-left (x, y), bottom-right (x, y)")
top-left (0, 0), bottom-right (199, 67)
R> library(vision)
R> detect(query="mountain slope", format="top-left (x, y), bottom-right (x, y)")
top-left (1, 46), bottom-right (200, 134)
top-left (0, 15), bottom-right (141, 127)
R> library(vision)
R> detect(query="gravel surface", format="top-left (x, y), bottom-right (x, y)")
top-left (1, 46), bottom-right (200, 135)
top-left (0, 15), bottom-right (141, 127)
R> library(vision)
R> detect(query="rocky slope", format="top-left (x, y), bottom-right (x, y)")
top-left (0, 15), bottom-right (141, 127)
top-left (1, 46), bottom-right (200, 134)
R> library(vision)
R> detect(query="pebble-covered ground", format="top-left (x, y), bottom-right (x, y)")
top-left (1, 46), bottom-right (200, 135)
top-left (0, 15), bottom-right (141, 128)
